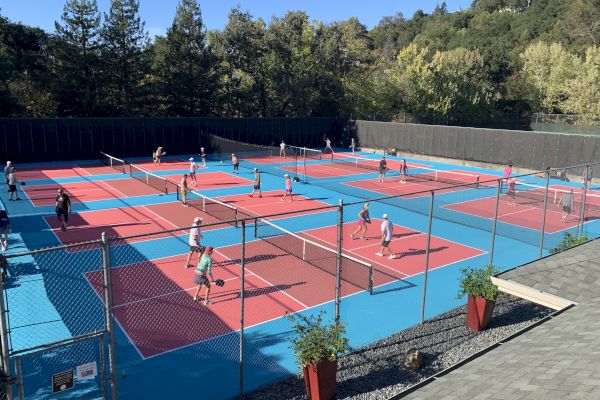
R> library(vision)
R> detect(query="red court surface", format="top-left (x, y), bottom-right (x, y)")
top-left (343, 170), bottom-right (501, 198)
top-left (163, 171), bottom-right (253, 190)
top-left (210, 191), bottom-right (332, 218)
top-left (16, 164), bottom-right (120, 180)
top-left (84, 242), bottom-right (362, 358)
top-left (128, 158), bottom-right (193, 171)
top-left (300, 219), bottom-right (485, 287)
top-left (241, 155), bottom-right (294, 164)
top-left (281, 159), bottom-right (431, 179)
top-left (23, 178), bottom-right (161, 206)
top-left (445, 185), bottom-right (600, 233)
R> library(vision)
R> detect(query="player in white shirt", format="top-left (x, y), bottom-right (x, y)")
top-left (376, 214), bottom-right (395, 259)
top-left (184, 217), bottom-right (204, 268)
top-left (280, 140), bottom-right (286, 158)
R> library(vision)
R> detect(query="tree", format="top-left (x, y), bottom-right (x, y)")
top-left (54, 0), bottom-right (101, 115)
top-left (563, 47), bottom-right (600, 118)
top-left (100, 0), bottom-right (148, 115)
top-left (156, 0), bottom-right (217, 116)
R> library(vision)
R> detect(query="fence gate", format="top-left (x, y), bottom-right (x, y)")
top-left (14, 333), bottom-right (107, 400)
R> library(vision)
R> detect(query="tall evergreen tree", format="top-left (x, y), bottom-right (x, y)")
top-left (54, 0), bottom-right (101, 115)
top-left (101, 0), bottom-right (148, 115)
top-left (158, 0), bottom-right (216, 116)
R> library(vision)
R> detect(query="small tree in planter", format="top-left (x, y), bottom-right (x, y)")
top-left (287, 311), bottom-right (350, 400)
top-left (457, 264), bottom-right (499, 331)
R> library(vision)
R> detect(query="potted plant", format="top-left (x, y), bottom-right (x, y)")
top-left (457, 264), bottom-right (499, 331)
top-left (287, 311), bottom-right (350, 400)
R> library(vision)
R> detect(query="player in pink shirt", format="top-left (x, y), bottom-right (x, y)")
top-left (282, 174), bottom-right (293, 202)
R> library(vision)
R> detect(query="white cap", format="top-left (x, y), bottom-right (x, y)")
top-left (284, 174), bottom-right (289, 177)
top-left (364, 203), bottom-right (369, 208)
top-left (254, 168), bottom-right (258, 172)
top-left (383, 213), bottom-right (388, 219)
top-left (189, 157), bottom-right (194, 161)
top-left (194, 217), bottom-right (202, 223)
top-left (6, 161), bottom-right (11, 165)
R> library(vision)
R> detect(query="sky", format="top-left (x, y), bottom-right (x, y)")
top-left (1, 1), bottom-right (472, 38)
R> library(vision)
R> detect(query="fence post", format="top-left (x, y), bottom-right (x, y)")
top-left (420, 191), bottom-right (435, 324)
top-left (0, 255), bottom-right (13, 400)
top-left (539, 171), bottom-right (551, 257)
top-left (335, 199), bottom-right (344, 322)
top-left (489, 180), bottom-right (502, 265)
top-left (578, 165), bottom-right (589, 237)
top-left (101, 233), bottom-right (119, 400)
top-left (239, 219), bottom-right (246, 399)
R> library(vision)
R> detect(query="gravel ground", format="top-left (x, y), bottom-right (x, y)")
top-left (245, 294), bottom-right (553, 400)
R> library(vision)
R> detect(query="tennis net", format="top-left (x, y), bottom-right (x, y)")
top-left (100, 152), bottom-right (126, 174)
top-left (129, 163), bottom-right (178, 195)
top-left (285, 145), bottom-right (322, 160)
top-left (255, 218), bottom-right (373, 293)
top-left (210, 134), bottom-right (277, 159)
top-left (187, 190), bottom-right (248, 227)
top-left (512, 182), bottom-right (600, 211)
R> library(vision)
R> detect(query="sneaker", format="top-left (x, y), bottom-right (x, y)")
top-left (193, 295), bottom-right (198, 301)
top-left (204, 299), bottom-right (212, 305)
top-left (361, 237), bottom-right (368, 241)
top-left (350, 233), bottom-right (355, 240)
top-left (388, 255), bottom-right (395, 260)
top-left (375, 252), bottom-right (383, 256)
top-left (15, 198), bottom-right (21, 201)
top-left (60, 226), bottom-right (66, 232)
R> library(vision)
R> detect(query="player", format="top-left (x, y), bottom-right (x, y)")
top-left (250, 168), bottom-right (262, 198)
top-left (199, 147), bottom-right (207, 167)
top-left (184, 217), bottom-right (204, 268)
top-left (55, 188), bottom-right (71, 232)
top-left (582, 167), bottom-right (593, 189)
top-left (153, 146), bottom-right (165, 166)
top-left (181, 174), bottom-right (189, 206)
top-left (507, 177), bottom-right (516, 206)
top-left (560, 188), bottom-right (575, 223)
top-left (399, 159), bottom-right (409, 183)
top-left (193, 246), bottom-right (215, 305)
top-left (376, 214), bottom-right (395, 259)
top-left (0, 208), bottom-right (10, 251)
top-left (350, 203), bottom-right (371, 240)
top-left (7, 168), bottom-right (20, 201)
top-left (502, 163), bottom-right (513, 191)
top-left (189, 157), bottom-right (198, 187)
top-left (280, 140), bottom-right (286, 158)
top-left (282, 174), bottom-right (293, 202)
top-left (378, 157), bottom-right (387, 183)
top-left (232, 153), bottom-right (239, 174)
top-left (349, 138), bottom-right (356, 154)
top-left (4, 161), bottom-right (12, 192)
top-left (324, 137), bottom-right (334, 155)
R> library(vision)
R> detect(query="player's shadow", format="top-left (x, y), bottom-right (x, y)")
top-left (393, 246), bottom-right (448, 259)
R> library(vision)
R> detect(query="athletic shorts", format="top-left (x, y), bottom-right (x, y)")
top-left (194, 273), bottom-right (209, 286)
top-left (189, 170), bottom-right (196, 175)
top-left (189, 245), bottom-right (203, 253)
top-left (8, 185), bottom-right (17, 193)
top-left (381, 240), bottom-right (391, 247)
top-left (357, 220), bottom-right (367, 228)
top-left (254, 184), bottom-right (260, 190)
top-left (507, 189), bottom-right (515, 197)
top-left (379, 169), bottom-right (386, 174)
top-left (285, 188), bottom-right (292, 194)
top-left (56, 208), bottom-right (69, 221)
top-left (563, 206), bottom-right (571, 213)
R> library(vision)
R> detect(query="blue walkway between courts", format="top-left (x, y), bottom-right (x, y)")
top-left (1, 149), bottom-right (599, 400)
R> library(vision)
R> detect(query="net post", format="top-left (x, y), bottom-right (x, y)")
top-left (0, 255), bottom-right (14, 400)
top-left (489, 179), bottom-right (501, 265)
top-left (202, 197), bottom-right (206, 212)
top-left (335, 199), bottom-right (344, 322)
top-left (420, 191), bottom-right (435, 324)
top-left (476, 175), bottom-right (480, 189)
top-left (578, 165), bottom-right (590, 237)
top-left (254, 218), bottom-right (258, 238)
top-left (239, 220), bottom-right (246, 399)
top-left (539, 171), bottom-right (551, 257)
top-left (368, 265), bottom-right (374, 295)
top-left (101, 233), bottom-right (119, 400)
top-left (234, 208), bottom-right (239, 228)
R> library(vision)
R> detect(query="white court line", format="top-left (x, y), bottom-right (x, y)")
top-left (73, 164), bottom-right (93, 176)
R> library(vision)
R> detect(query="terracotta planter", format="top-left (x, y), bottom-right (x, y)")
top-left (303, 358), bottom-right (337, 400)
top-left (466, 294), bottom-right (495, 331)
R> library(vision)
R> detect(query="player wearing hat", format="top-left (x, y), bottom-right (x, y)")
top-left (282, 174), bottom-right (293, 202)
top-left (188, 157), bottom-right (198, 187)
top-left (350, 203), bottom-right (371, 240)
top-left (232, 153), bottom-right (239, 174)
top-left (184, 217), bottom-right (204, 268)
top-left (193, 246), bottom-right (215, 305)
top-left (376, 214), bottom-right (395, 259)
top-left (250, 168), bottom-right (262, 198)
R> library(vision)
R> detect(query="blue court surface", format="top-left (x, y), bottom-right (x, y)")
top-left (2, 148), bottom-right (599, 399)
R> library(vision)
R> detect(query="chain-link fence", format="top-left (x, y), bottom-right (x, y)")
top-left (2, 161), bottom-right (600, 399)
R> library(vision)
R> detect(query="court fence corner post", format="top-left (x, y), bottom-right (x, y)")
top-left (578, 165), bottom-right (590, 237)
top-left (239, 219), bottom-right (246, 400)
top-left (539, 171), bottom-right (551, 258)
top-left (489, 179), bottom-right (502, 265)
top-left (420, 191), bottom-right (435, 324)
top-left (335, 199), bottom-right (344, 323)
top-left (0, 254), bottom-right (14, 400)
top-left (101, 232), bottom-right (119, 400)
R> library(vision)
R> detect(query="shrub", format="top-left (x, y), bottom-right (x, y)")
top-left (456, 264), bottom-right (499, 301)
top-left (549, 232), bottom-right (589, 254)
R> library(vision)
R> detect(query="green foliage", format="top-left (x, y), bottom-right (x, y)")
top-left (549, 233), bottom-right (589, 254)
top-left (287, 311), bottom-right (350, 368)
top-left (457, 264), bottom-right (499, 301)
